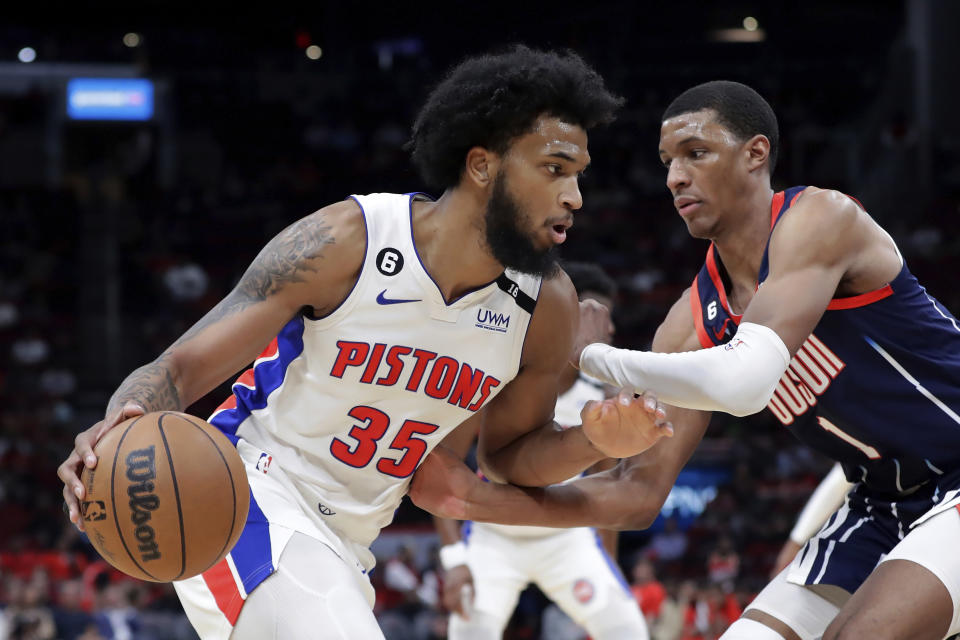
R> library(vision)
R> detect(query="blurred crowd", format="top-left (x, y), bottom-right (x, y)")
top-left (2, 7), bottom-right (960, 639)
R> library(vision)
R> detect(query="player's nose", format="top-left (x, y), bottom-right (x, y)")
top-left (666, 162), bottom-right (690, 194)
top-left (559, 176), bottom-right (583, 211)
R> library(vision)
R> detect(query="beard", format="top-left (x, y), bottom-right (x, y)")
top-left (483, 172), bottom-right (560, 277)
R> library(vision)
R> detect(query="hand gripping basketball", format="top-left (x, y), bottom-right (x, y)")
top-left (77, 411), bottom-right (249, 582)
top-left (581, 389), bottom-right (673, 459)
top-left (59, 401), bottom-right (146, 532)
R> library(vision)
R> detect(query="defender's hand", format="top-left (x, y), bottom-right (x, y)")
top-left (57, 401), bottom-right (145, 530)
top-left (571, 299), bottom-right (615, 368)
top-left (442, 565), bottom-right (475, 618)
top-left (581, 389), bottom-right (673, 458)
top-left (409, 446), bottom-right (480, 520)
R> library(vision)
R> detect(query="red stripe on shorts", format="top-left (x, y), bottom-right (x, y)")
top-left (202, 558), bottom-right (244, 625)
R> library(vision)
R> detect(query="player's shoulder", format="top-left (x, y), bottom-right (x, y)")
top-left (309, 198), bottom-right (367, 241)
top-left (266, 200), bottom-right (367, 295)
top-left (537, 267), bottom-right (579, 315)
top-left (653, 287), bottom-right (702, 354)
top-left (528, 267), bottom-right (578, 340)
top-left (771, 186), bottom-right (866, 254)
top-left (780, 186), bottom-right (863, 232)
top-left (287, 198), bottom-right (367, 261)
top-left (520, 267), bottom-right (578, 368)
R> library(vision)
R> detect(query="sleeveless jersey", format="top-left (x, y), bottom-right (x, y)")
top-left (472, 372), bottom-right (606, 538)
top-left (208, 192), bottom-right (542, 549)
top-left (690, 186), bottom-right (960, 495)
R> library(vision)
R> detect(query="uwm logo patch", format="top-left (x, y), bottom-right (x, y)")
top-left (475, 307), bottom-right (510, 333)
top-left (768, 334), bottom-right (846, 425)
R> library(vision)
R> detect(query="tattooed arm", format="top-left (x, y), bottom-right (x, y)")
top-left (59, 199), bottom-right (367, 529)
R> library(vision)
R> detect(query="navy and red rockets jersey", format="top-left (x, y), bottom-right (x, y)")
top-left (691, 186), bottom-right (960, 494)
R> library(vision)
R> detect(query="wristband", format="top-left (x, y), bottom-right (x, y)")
top-left (439, 541), bottom-right (468, 569)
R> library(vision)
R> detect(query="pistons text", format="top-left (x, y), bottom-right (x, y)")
top-left (330, 341), bottom-right (501, 412)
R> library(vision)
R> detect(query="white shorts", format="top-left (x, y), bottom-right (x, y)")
top-left (881, 504), bottom-right (960, 636)
top-left (173, 439), bottom-right (375, 640)
top-left (460, 523), bottom-right (641, 632)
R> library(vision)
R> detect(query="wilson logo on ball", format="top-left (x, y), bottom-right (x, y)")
top-left (125, 446), bottom-right (161, 562)
top-left (82, 412), bottom-right (249, 582)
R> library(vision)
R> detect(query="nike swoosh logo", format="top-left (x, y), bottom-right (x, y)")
top-left (711, 318), bottom-right (731, 341)
top-left (376, 289), bottom-right (422, 305)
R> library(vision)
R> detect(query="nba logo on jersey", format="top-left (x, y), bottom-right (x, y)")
top-left (573, 578), bottom-right (594, 604)
top-left (255, 453), bottom-right (272, 473)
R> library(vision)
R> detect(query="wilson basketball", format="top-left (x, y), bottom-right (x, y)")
top-left (79, 411), bottom-right (249, 582)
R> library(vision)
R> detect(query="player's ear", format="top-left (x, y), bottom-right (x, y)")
top-left (464, 146), bottom-right (499, 188)
top-left (744, 134), bottom-right (771, 173)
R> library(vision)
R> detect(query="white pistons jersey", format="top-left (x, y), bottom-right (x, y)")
top-left (473, 373), bottom-right (607, 538)
top-left (209, 192), bottom-right (541, 552)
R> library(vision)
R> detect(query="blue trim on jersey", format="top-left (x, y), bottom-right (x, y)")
top-left (210, 316), bottom-right (306, 436)
top-left (403, 191), bottom-right (436, 201)
top-left (462, 520), bottom-right (473, 543)
top-left (228, 487), bottom-right (274, 595)
top-left (593, 531), bottom-right (631, 596)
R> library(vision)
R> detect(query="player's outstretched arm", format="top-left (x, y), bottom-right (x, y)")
top-left (58, 199), bottom-right (366, 529)
top-left (411, 294), bottom-right (711, 530)
top-left (578, 190), bottom-right (892, 417)
top-left (474, 272), bottom-right (671, 488)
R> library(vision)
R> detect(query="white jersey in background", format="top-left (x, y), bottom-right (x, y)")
top-left (451, 374), bottom-right (649, 640)
top-left (175, 192), bottom-right (541, 638)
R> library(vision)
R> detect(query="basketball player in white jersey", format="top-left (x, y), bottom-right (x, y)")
top-left (57, 46), bottom-right (673, 639)
top-left (435, 262), bottom-right (648, 640)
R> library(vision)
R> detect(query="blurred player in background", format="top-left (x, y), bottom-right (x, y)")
top-left (57, 46), bottom-right (673, 639)
top-left (770, 464), bottom-right (852, 578)
top-left (412, 80), bottom-right (960, 640)
top-left (435, 262), bottom-right (648, 640)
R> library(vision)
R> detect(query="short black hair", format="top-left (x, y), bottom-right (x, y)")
top-left (663, 80), bottom-right (779, 173)
top-left (408, 45), bottom-right (623, 190)
top-left (562, 261), bottom-right (617, 300)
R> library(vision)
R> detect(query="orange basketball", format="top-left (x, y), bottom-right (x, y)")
top-left (79, 411), bottom-right (249, 582)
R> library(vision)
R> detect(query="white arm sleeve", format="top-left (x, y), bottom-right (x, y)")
top-left (789, 463), bottom-right (852, 544)
top-left (579, 321), bottom-right (791, 416)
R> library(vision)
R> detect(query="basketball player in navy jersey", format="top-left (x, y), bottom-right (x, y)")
top-left (411, 81), bottom-right (960, 640)
top-left (57, 47), bottom-right (672, 639)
